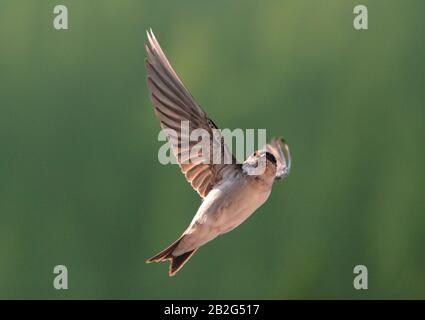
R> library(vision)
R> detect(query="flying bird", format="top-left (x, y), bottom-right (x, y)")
top-left (145, 29), bottom-right (291, 276)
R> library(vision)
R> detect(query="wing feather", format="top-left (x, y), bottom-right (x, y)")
top-left (145, 29), bottom-right (240, 198)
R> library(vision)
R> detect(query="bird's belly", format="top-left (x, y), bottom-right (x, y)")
top-left (210, 185), bottom-right (271, 234)
top-left (181, 181), bottom-right (271, 252)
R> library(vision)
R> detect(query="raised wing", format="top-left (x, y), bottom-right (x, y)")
top-left (266, 138), bottom-right (291, 179)
top-left (145, 29), bottom-right (240, 198)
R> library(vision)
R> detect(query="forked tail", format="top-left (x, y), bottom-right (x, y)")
top-left (146, 236), bottom-right (197, 276)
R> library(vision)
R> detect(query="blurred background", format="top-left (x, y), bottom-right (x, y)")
top-left (0, 0), bottom-right (424, 299)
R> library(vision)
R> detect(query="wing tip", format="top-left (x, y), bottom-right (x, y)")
top-left (266, 136), bottom-right (291, 180)
top-left (145, 28), bottom-right (155, 51)
top-left (146, 28), bottom-right (159, 51)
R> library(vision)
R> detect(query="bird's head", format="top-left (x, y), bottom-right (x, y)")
top-left (242, 150), bottom-right (277, 178)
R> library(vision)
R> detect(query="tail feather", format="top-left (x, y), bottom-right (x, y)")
top-left (146, 236), bottom-right (198, 276)
top-left (146, 237), bottom-right (181, 263)
top-left (169, 249), bottom-right (197, 276)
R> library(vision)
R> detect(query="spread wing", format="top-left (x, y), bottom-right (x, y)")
top-left (265, 138), bottom-right (291, 179)
top-left (145, 29), bottom-right (240, 198)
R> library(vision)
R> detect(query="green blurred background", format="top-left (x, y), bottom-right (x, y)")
top-left (0, 0), bottom-right (424, 299)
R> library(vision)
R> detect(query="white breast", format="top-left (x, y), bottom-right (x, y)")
top-left (193, 176), bottom-right (271, 233)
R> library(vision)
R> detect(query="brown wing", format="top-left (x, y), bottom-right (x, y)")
top-left (145, 29), bottom-right (240, 198)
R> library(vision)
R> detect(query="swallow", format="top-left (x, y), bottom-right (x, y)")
top-left (145, 29), bottom-right (291, 276)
